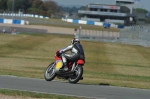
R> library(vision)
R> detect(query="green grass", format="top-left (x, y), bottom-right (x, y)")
top-left (0, 89), bottom-right (88, 99)
top-left (0, 33), bottom-right (150, 90)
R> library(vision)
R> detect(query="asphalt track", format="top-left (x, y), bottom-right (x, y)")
top-left (0, 75), bottom-right (150, 99)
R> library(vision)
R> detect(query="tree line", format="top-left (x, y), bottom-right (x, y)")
top-left (0, 0), bottom-right (85, 17)
top-left (0, 0), bottom-right (61, 17)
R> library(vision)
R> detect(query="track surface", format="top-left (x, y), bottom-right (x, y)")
top-left (0, 75), bottom-right (150, 99)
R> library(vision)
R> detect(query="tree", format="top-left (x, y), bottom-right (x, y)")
top-left (7, 0), bottom-right (31, 13)
top-left (28, 0), bottom-right (47, 16)
top-left (43, 0), bottom-right (60, 15)
top-left (0, 0), bottom-right (8, 11)
top-left (15, 0), bottom-right (31, 12)
top-left (32, 0), bottom-right (44, 9)
top-left (2, 0), bottom-right (61, 17)
top-left (7, 0), bottom-right (13, 11)
top-left (135, 8), bottom-right (148, 13)
top-left (145, 17), bottom-right (150, 23)
top-left (79, 6), bottom-right (86, 10)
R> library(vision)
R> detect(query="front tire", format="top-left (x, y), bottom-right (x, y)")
top-left (68, 65), bottom-right (83, 84)
top-left (44, 63), bottom-right (56, 81)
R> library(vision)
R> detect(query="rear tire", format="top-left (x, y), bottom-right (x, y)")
top-left (44, 63), bottom-right (56, 81)
top-left (68, 65), bottom-right (83, 84)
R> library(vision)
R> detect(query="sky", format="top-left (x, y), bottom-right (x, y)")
top-left (50, 0), bottom-right (150, 11)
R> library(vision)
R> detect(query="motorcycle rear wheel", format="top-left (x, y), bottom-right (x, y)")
top-left (44, 63), bottom-right (56, 81)
top-left (68, 65), bottom-right (83, 84)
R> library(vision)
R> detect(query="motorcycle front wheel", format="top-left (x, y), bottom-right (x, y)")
top-left (44, 63), bottom-right (56, 81)
top-left (68, 65), bottom-right (83, 84)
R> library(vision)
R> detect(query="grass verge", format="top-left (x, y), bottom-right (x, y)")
top-left (0, 89), bottom-right (89, 99)
top-left (29, 18), bottom-right (119, 32)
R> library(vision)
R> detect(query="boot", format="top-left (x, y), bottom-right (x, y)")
top-left (63, 62), bottom-right (68, 71)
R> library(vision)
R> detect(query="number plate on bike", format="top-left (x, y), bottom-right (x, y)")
top-left (55, 60), bottom-right (63, 70)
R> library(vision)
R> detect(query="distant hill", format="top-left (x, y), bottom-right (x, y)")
top-left (59, 4), bottom-right (83, 8)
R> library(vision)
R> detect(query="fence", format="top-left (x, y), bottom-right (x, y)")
top-left (118, 25), bottom-right (150, 47)
top-left (77, 24), bottom-right (150, 47)
top-left (77, 29), bottom-right (119, 42)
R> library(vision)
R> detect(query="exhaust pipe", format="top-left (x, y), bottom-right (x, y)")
top-left (61, 71), bottom-right (74, 75)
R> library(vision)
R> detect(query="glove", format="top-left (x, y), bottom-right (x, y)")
top-left (56, 51), bottom-right (61, 56)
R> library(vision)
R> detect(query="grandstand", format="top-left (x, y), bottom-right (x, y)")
top-left (78, 0), bottom-right (138, 26)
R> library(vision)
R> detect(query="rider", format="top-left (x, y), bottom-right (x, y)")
top-left (58, 38), bottom-right (85, 71)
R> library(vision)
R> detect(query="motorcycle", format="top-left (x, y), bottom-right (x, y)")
top-left (44, 48), bottom-right (85, 84)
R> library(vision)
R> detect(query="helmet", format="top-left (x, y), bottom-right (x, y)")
top-left (70, 38), bottom-right (80, 45)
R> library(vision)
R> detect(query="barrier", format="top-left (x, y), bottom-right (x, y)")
top-left (87, 21), bottom-right (95, 25)
top-left (103, 22), bottom-right (111, 28)
top-left (73, 20), bottom-right (79, 23)
top-left (13, 20), bottom-right (21, 24)
top-left (0, 13), bottom-right (49, 19)
top-left (0, 18), bottom-right (28, 25)
top-left (0, 18), bottom-right (4, 23)
top-left (62, 18), bottom-right (124, 29)
top-left (117, 25), bottom-right (124, 29)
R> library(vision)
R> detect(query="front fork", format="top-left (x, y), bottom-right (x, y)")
top-left (71, 62), bottom-right (76, 71)
top-left (71, 63), bottom-right (83, 80)
top-left (71, 63), bottom-right (82, 72)
top-left (49, 62), bottom-right (56, 71)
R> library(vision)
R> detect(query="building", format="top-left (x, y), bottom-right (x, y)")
top-left (116, 0), bottom-right (138, 14)
top-left (146, 12), bottom-right (150, 18)
top-left (78, 0), bottom-right (138, 26)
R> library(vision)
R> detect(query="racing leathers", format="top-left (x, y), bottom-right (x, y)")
top-left (60, 43), bottom-right (85, 69)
